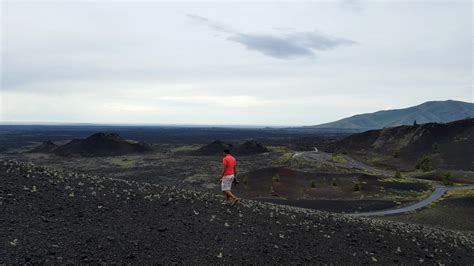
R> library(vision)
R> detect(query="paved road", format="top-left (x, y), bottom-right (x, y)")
top-left (293, 151), bottom-right (474, 217)
top-left (350, 185), bottom-right (474, 217)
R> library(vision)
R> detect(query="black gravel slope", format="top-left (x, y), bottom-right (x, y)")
top-left (1, 160), bottom-right (473, 264)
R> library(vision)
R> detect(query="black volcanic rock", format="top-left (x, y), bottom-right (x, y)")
top-left (236, 140), bottom-right (269, 155)
top-left (194, 140), bottom-right (269, 156)
top-left (195, 140), bottom-right (234, 155)
top-left (0, 159), bottom-right (473, 264)
top-left (329, 119), bottom-right (474, 170)
top-left (29, 140), bottom-right (58, 153)
top-left (30, 133), bottom-right (151, 157)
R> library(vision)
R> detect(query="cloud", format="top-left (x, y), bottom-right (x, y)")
top-left (186, 14), bottom-right (235, 33)
top-left (101, 103), bottom-right (160, 113)
top-left (340, 0), bottom-right (364, 12)
top-left (157, 95), bottom-right (279, 108)
top-left (228, 34), bottom-right (314, 59)
top-left (229, 32), bottom-right (355, 59)
top-left (187, 13), bottom-right (355, 59)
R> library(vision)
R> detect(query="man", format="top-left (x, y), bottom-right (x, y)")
top-left (220, 149), bottom-right (240, 206)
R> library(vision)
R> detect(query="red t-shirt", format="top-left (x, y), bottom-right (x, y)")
top-left (222, 154), bottom-right (236, 176)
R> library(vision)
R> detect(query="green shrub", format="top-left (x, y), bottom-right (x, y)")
top-left (441, 172), bottom-right (454, 186)
top-left (331, 178), bottom-right (337, 186)
top-left (394, 170), bottom-right (402, 179)
top-left (393, 150), bottom-right (400, 158)
top-left (310, 180), bottom-right (316, 188)
top-left (272, 174), bottom-right (281, 182)
top-left (353, 181), bottom-right (362, 191)
top-left (415, 156), bottom-right (433, 172)
top-left (279, 153), bottom-right (293, 164)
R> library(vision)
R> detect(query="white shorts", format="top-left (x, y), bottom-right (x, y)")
top-left (221, 174), bottom-right (234, 191)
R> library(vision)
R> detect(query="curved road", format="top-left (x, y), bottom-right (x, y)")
top-left (350, 185), bottom-right (474, 217)
top-left (293, 151), bottom-right (474, 217)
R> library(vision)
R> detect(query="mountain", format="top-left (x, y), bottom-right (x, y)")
top-left (194, 140), bottom-right (268, 156)
top-left (194, 140), bottom-right (234, 155)
top-left (236, 140), bottom-right (269, 155)
top-left (29, 140), bottom-right (58, 153)
top-left (29, 133), bottom-right (151, 157)
top-left (311, 100), bottom-right (474, 130)
top-left (328, 118), bottom-right (474, 170)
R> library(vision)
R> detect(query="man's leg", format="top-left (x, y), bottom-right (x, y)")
top-left (226, 190), bottom-right (240, 206)
top-left (225, 190), bottom-right (236, 200)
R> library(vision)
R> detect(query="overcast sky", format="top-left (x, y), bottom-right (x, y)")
top-left (1, 0), bottom-right (472, 126)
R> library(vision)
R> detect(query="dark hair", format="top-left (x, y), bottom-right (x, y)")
top-left (223, 149), bottom-right (230, 154)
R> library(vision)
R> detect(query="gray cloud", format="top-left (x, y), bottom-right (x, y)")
top-left (228, 34), bottom-right (314, 59)
top-left (187, 14), bottom-right (355, 59)
top-left (186, 14), bottom-right (235, 34)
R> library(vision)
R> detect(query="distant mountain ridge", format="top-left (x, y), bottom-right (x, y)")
top-left (194, 140), bottom-right (269, 156)
top-left (30, 132), bottom-right (151, 157)
top-left (310, 100), bottom-right (474, 130)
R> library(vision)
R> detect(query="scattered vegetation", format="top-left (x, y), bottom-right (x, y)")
top-left (272, 174), bottom-right (281, 183)
top-left (352, 181), bottom-right (362, 191)
top-left (445, 188), bottom-right (474, 198)
top-left (415, 156), bottom-right (433, 172)
top-left (426, 187), bottom-right (474, 209)
top-left (441, 172), bottom-right (454, 186)
top-left (125, 139), bottom-right (139, 144)
top-left (278, 153), bottom-right (294, 164)
top-left (269, 146), bottom-right (291, 153)
top-left (394, 170), bottom-right (402, 179)
top-left (415, 188), bottom-right (435, 201)
top-left (330, 178), bottom-right (337, 186)
top-left (310, 180), bottom-right (316, 188)
top-left (331, 153), bottom-right (347, 164)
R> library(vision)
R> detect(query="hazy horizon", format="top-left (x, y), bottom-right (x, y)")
top-left (1, 99), bottom-right (471, 127)
top-left (1, 0), bottom-right (472, 125)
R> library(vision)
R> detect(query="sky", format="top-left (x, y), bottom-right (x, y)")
top-left (0, 0), bottom-right (472, 126)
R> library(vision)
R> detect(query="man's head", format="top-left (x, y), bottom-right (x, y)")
top-left (223, 149), bottom-right (230, 156)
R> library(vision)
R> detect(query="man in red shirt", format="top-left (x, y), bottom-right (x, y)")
top-left (220, 149), bottom-right (240, 206)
